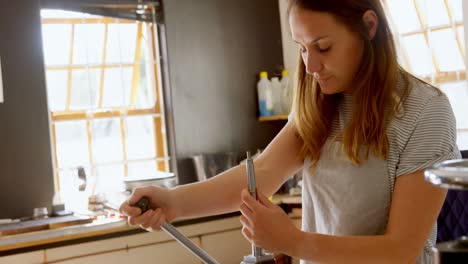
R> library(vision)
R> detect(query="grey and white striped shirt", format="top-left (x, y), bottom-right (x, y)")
top-left (298, 74), bottom-right (461, 264)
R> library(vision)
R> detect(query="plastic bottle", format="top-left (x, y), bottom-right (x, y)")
top-left (270, 77), bottom-right (282, 115)
top-left (280, 70), bottom-right (293, 114)
top-left (257, 71), bottom-right (273, 116)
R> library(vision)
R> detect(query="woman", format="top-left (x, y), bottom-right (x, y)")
top-left (120, 0), bottom-right (460, 263)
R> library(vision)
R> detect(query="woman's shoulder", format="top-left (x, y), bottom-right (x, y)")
top-left (406, 75), bottom-right (442, 101)
top-left (389, 74), bottom-right (455, 145)
top-left (389, 74), bottom-right (460, 176)
top-left (397, 74), bottom-right (451, 120)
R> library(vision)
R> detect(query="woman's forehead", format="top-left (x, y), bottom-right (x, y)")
top-left (289, 8), bottom-right (342, 43)
top-left (290, 8), bottom-right (353, 45)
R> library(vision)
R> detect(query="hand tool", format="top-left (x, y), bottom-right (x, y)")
top-left (133, 197), bottom-right (220, 264)
top-left (241, 151), bottom-right (276, 264)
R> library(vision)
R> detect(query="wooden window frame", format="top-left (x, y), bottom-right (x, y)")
top-left (42, 16), bottom-right (170, 197)
top-left (382, 0), bottom-right (466, 84)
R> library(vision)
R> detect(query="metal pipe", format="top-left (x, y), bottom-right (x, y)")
top-left (134, 197), bottom-right (219, 264)
top-left (246, 151), bottom-right (264, 257)
top-left (161, 222), bottom-right (220, 264)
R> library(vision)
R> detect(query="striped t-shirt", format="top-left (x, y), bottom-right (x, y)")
top-left (297, 74), bottom-right (461, 264)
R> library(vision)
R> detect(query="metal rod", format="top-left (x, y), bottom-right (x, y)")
top-left (161, 222), bottom-right (220, 264)
top-left (246, 151), bottom-right (264, 257)
top-left (81, 1), bottom-right (160, 8)
top-left (134, 197), bottom-right (219, 264)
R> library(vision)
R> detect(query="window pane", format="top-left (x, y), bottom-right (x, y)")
top-left (134, 30), bottom-right (157, 109)
top-left (92, 118), bottom-right (124, 163)
top-left (55, 121), bottom-right (89, 168)
top-left (45, 70), bottom-right (67, 111)
top-left (106, 23), bottom-right (138, 64)
top-left (73, 24), bottom-right (105, 65)
top-left (429, 29), bottom-right (464, 72)
top-left (401, 34), bottom-right (435, 76)
top-left (95, 164), bottom-right (125, 193)
top-left (448, 0), bottom-right (463, 22)
top-left (135, 60), bottom-right (156, 109)
top-left (417, 0), bottom-right (450, 27)
top-left (438, 81), bottom-right (468, 129)
top-left (70, 69), bottom-right (100, 110)
top-left (386, 0), bottom-right (421, 33)
top-left (128, 160), bottom-right (161, 178)
top-left (58, 167), bottom-right (91, 213)
top-left (42, 24), bottom-right (71, 66)
top-left (457, 26), bottom-right (465, 54)
top-left (102, 67), bottom-right (132, 108)
top-left (126, 116), bottom-right (155, 160)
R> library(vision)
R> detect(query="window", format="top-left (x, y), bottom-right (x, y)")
top-left (41, 10), bottom-right (170, 211)
top-left (383, 0), bottom-right (468, 150)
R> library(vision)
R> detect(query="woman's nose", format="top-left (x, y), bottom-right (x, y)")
top-left (304, 53), bottom-right (323, 74)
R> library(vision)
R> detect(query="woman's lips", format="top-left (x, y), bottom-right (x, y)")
top-left (315, 75), bottom-right (333, 85)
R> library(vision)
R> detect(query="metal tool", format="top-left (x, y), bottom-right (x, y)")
top-left (133, 197), bottom-right (220, 264)
top-left (241, 151), bottom-right (276, 264)
top-left (424, 159), bottom-right (468, 263)
top-left (424, 159), bottom-right (468, 189)
top-left (131, 151), bottom-right (276, 263)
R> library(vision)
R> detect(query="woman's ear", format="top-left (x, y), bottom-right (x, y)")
top-left (363, 10), bottom-right (378, 40)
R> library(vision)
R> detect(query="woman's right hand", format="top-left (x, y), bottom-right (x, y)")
top-left (119, 185), bottom-right (178, 232)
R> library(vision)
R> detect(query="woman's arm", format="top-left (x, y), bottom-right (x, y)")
top-left (287, 170), bottom-right (447, 264)
top-left (171, 120), bottom-right (304, 220)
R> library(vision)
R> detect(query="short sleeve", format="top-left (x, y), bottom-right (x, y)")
top-left (396, 94), bottom-right (461, 177)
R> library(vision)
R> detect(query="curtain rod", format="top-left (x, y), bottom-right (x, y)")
top-left (40, 0), bottom-right (163, 23)
top-left (81, 1), bottom-right (160, 8)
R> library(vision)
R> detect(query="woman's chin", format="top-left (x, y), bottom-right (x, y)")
top-left (320, 85), bottom-right (341, 95)
top-left (319, 81), bottom-right (348, 95)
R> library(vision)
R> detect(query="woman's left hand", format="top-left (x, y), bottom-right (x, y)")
top-left (239, 188), bottom-right (302, 254)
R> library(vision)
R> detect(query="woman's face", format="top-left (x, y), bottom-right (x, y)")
top-left (289, 8), bottom-right (365, 94)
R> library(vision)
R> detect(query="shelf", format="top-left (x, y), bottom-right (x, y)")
top-left (258, 115), bottom-right (288, 122)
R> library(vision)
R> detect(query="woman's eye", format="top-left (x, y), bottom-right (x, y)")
top-left (318, 46), bottom-right (331, 53)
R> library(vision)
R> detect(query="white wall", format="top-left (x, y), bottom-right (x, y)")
top-left (278, 0), bottom-right (300, 76)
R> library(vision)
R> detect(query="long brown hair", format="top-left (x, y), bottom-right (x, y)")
top-left (288, 0), bottom-right (409, 166)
